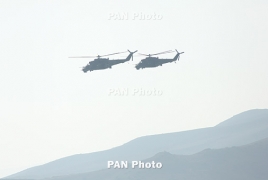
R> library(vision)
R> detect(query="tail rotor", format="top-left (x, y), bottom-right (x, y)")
top-left (175, 49), bottom-right (184, 61)
top-left (128, 50), bottom-right (138, 61)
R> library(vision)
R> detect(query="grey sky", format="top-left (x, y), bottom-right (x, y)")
top-left (0, 0), bottom-right (268, 178)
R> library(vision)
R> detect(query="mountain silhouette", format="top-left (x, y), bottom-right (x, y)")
top-left (41, 137), bottom-right (268, 180)
top-left (6, 109), bottom-right (268, 179)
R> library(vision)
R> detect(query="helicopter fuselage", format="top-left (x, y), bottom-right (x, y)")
top-left (82, 58), bottom-right (130, 72)
top-left (135, 53), bottom-right (182, 70)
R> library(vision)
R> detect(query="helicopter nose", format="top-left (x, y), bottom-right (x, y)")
top-left (82, 67), bottom-right (88, 73)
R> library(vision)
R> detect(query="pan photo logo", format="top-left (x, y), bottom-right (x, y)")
top-left (108, 12), bottom-right (163, 20)
top-left (108, 161), bottom-right (163, 169)
top-left (108, 88), bottom-right (163, 96)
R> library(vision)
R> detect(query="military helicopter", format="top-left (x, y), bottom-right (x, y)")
top-left (69, 50), bottom-right (137, 72)
top-left (135, 50), bottom-right (184, 70)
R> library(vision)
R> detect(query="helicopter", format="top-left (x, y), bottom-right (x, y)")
top-left (69, 50), bottom-right (137, 72)
top-left (135, 50), bottom-right (184, 70)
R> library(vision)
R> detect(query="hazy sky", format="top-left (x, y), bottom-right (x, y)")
top-left (0, 0), bottom-right (268, 178)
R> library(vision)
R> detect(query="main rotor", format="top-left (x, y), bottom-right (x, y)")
top-left (138, 50), bottom-right (174, 57)
top-left (69, 51), bottom-right (127, 59)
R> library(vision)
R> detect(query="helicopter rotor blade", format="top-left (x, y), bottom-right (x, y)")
top-left (134, 54), bottom-right (147, 57)
top-left (100, 51), bottom-right (127, 57)
top-left (138, 50), bottom-right (174, 57)
top-left (69, 56), bottom-right (97, 58)
top-left (137, 53), bottom-right (149, 56)
top-left (69, 51), bottom-right (127, 59)
top-left (151, 50), bottom-right (174, 56)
